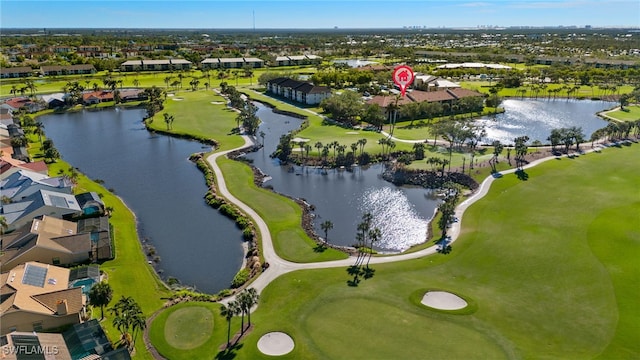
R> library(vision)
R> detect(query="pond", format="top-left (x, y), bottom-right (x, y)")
top-left (39, 108), bottom-right (244, 294)
top-left (245, 104), bottom-right (440, 253)
top-left (333, 59), bottom-right (379, 68)
top-left (476, 98), bottom-right (614, 145)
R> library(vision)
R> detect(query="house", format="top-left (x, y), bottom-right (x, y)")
top-left (41, 93), bottom-right (67, 108)
top-left (0, 331), bottom-right (73, 359)
top-left (414, 75), bottom-right (461, 91)
top-left (0, 108), bottom-right (13, 125)
top-left (366, 88), bottom-right (484, 120)
top-left (0, 215), bottom-right (114, 271)
top-left (0, 169), bottom-right (72, 201)
top-left (2, 97), bottom-right (45, 113)
top-left (0, 160), bottom-right (48, 178)
top-left (266, 77), bottom-right (331, 105)
top-left (0, 67), bottom-right (33, 79)
top-left (118, 88), bottom-right (147, 102)
top-left (82, 91), bottom-right (114, 105)
top-left (0, 262), bottom-right (87, 334)
top-left (40, 65), bottom-right (96, 76)
top-left (0, 189), bottom-right (82, 231)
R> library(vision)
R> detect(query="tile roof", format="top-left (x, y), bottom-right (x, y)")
top-left (0, 262), bottom-right (77, 316)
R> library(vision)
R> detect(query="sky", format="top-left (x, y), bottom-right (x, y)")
top-left (1, 0), bottom-right (639, 29)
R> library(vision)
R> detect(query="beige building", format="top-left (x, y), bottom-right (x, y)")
top-left (1, 262), bottom-right (86, 334)
top-left (0, 216), bottom-right (94, 271)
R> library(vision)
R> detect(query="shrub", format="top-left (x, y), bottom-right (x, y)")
top-left (231, 269), bottom-right (250, 288)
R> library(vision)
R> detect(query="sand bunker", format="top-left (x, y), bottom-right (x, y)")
top-left (257, 332), bottom-right (294, 356)
top-left (346, 131), bottom-right (359, 134)
top-left (421, 291), bottom-right (467, 310)
top-left (210, 101), bottom-right (225, 105)
top-left (172, 97), bottom-right (184, 101)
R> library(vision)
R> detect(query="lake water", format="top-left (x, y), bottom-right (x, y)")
top-left (245, 104), bottom-right (439, 253)
top-left (333, 59), bottom-right (379, 68)
top-left (39, 108), bottom-right (244, 294)
top-left (477, 99), bottom-right (613, 145)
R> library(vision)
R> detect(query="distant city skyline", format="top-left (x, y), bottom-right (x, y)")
top-left (1, 0), bottom-right (639, 29)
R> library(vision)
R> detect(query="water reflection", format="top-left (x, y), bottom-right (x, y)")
top-left (246, 103), bottom-right (438, 253)
top-left (477, 99), bottom-right (612, 145)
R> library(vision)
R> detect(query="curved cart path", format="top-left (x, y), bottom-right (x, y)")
top-left (207, 135), bottom-right (579, 300)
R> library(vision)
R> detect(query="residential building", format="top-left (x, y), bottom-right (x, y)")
top-left (1, 97), bottom-right (45, 113)
top-left (40, 65), bottom-right (96, 76)
top-left (274, 54), bottom-right (322, 66)
top-left (266, 77), bottom-right (331, 105)
top-left (0, 215), bottom-right (110, 271)
top-left (0, 67), bottom-right (33, 79)
top-left (0, 331), bottom-right (73, 359)
top-left (82, 91), bottom-right (114, 105)
top-left (0, 262), bottom-right (87, 334)
top-left (119, 59), bottom-right (192, 72)
top-left (413, 75), bottom-right (461, 91)
top-left (201, 57), bottom-right (265, 69)
top-left (1, 189), bottom-right (82, 231)
top-left (367, 88), bottom-right (484, 120)
top-left (0, 169), bottom-right (72, 201)
top-left (41, 93), bottom-right (67, 109)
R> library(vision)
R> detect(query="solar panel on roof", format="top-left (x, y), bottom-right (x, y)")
top-left (22, 264), bottom-right (48, 287)
top-left (49, 195), bottom-right (69, 208)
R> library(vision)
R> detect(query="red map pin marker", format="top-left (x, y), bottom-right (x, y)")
top-left (392, 65), bottom-right (414, 97)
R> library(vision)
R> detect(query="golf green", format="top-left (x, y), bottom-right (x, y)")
top-left (164, 306), bottom-right (214, 350)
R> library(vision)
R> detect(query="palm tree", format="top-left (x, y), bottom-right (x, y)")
top-left (237, 288), bottom-right (259, 332)
top-left (314, 141), bottom-right (323, 158)
top-left (132, 79), bottom-right (140, 88)
top-left (163, 113), bottom-right (174, 130)
top-left (88, 281), bottom-right (113, 320)
top-left (110, 296), bottom-right (145, 350)
top-left (350, 143), bottom-right (358, 155)
top-left (358, 138), bottom-right (367, 157)
top-left (320, 220), bottom-right (333, 244)
top-left (220, 300), bottom-right (240, 348)
top-left (304, 144), bottom-right (311, 160)
top-left (366, 227), bottom-right (381, 268)
top-left (33, 122), bottom-right (45, 145)
top-left (164, 76), bottom-right (172, 89)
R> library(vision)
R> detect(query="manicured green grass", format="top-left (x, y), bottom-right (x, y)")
top-left (145, 90), bottom-right (245, 151)
top-left (149, 302), bottom-right (233, 360)
top-left (217, 157), bottom-right (347, 263)
top-left (164, 306), bottom-right (214, 349)
top-left (218, 144), bottom-right (639, 359)
top-left (606, 105), bottom-right (640, 122)
top-left (460, 81), bottom-right (635, 99)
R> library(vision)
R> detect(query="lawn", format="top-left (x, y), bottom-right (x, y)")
top-left (149, 302), bottom-right (235, 360)
top-left (605, 105), bottom-right (640, 122)
top-left (145, 90), bottom-right (245, 151)
top-left (206, 143), bottom-right (639, 359)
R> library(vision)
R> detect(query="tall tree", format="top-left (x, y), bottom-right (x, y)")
top-left (220, 300), bottom-right (240, 348)
top-left (110, 296), bottom-right (146, 350)
top-left (320, 220), bottom-right (333, 244)
top-left (88, 281), bottom-right (113, 320)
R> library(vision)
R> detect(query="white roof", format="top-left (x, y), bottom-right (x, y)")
top-left (437, 62), bottom-right (511, 70)
top-left (219, 58), bottom-right (245, 63)
top-left (275, 56), bottom-right (289, 61)
top-left (243, 57), bottom-right (264, 63)
top-left (202, 58), bottom-right (220, 64)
